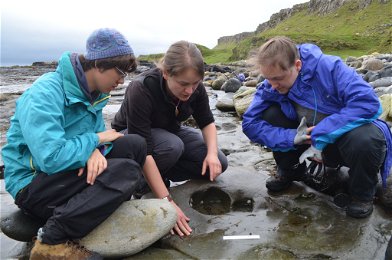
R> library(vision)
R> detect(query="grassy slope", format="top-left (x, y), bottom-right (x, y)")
top-left (228, 0), bottom-right (392, 61)
top-left (138, 53), bottom-right (164, 63)
top-left (202, 42), bottom-right (237, 64)
top-left (137, 43), bottom-right (236, 64)
top-left (139, 1), bottom-right (391, 64)
top-left (262, 0), bottom-right (392, 56)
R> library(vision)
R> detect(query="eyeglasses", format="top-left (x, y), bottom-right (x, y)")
top-left (115, 67), bottom-right (128, 79)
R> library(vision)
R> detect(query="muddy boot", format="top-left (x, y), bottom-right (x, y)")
top-left (346, 198), bottom-right (373, 218)
top-left (377, 173), bottom-right (392, 210)
top-left (266, 163), bottom-right (306, 192)
top-left (30, 239), bottom-right (102, 260)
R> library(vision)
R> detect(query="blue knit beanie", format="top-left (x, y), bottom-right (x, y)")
top-left (85, 28), bottom-right (134, 60)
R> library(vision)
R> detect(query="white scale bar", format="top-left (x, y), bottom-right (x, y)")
top-left (223, 235), bottom-right (260, 240)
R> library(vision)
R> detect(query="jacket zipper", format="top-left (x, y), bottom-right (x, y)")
top-left (93, 95), bottom-right (110, 107)
top-left (30, 156), bottom-right (37, 176)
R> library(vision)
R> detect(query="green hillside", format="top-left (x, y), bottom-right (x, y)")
top-left (139, 0), bottom-right (391, 64)
top-left (221, 0), bottom-right (392, 62)
top-left (137, 43), bottom-right (235, 64)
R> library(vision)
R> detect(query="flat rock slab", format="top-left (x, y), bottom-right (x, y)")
top-left (140, 166), bottom-right (392, 260)
top-left (80, 199), bottom-right (177, 258)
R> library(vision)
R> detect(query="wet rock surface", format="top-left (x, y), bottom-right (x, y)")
top-left (136, 168), bottom-right (391, 259)
top-left (1, 55), bottom-right (392, 258)
top-left (80, 199), bottom-right (177, 258)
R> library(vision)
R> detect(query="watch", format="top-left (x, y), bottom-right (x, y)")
top-left (161, 194), bottom-right (173, 202)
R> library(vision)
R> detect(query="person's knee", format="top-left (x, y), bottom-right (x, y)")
top-left (100, 159), bottom-right (143, 187)
top-left (342, 128), bottom-right (385, 156)
top-left (262, 104), bottom-right (298, 128)
top-left (170, 138), bottom-right (185, 155)
top-left (121, 159), bottom-right (143, 177)
top-left (123, 134), bottom-right (147, 155)
top-left (155, 138), bottom-right (184, 162)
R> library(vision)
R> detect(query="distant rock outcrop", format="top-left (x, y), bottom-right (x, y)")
top-left (217, 32), bottom-right (254, 45)
top-left (31, 61), bottom-right (58, 67)
top-left (255, 3), bottom-right (307, 34)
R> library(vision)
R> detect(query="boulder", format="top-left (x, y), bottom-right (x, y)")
top-left (80, 199), bottom-right (177, 258)
top-left (221, 78), bottom-right (242, 93)
top-left (205, 64), bottom-right (232, 73)
top-left (249, 70), bottom-right (260, 78)
top-left (380, 65), bottom-right (392, 78)
top-left (203, 80), bottom-right (213, 87)
top-left (370, 77), bottom-right (392, 88)
top-left (216, 93), bottom-right (235, 112)
top-left (345, 56), bottom-right (358, 62)
top-left (233, 87), bottom-right (257, 118)
top-left (212, 76), bottom-right (227, 90)
top-left (1, 210), bottom-right (44, 242)
top-left (347, 60), bottom-right (362, 69)
top-left (365, 70), bottom-right (380, 82)
top-left (244, 79), bottom-right (258, 87)
top-left (374, 86), bottom-right (392, 97)
top-left (1, 199), bottom-right (177, 258)
top-left (379, 94), bottom-right (392, 122)
top-left (361, 58), bottom-right (384, 71)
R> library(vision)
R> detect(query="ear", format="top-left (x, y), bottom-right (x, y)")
top-left (95, 67), bottom-right (103, 74)
top-left (162, 70), bottom-right (169, 80)
top-left (295, 59), bottom-right (302, 72)
top-left (94, 60), bottom-right (102, 73)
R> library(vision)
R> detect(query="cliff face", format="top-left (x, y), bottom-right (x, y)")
top-left (217, 0), bottom-right (390, 44)
top-left (255, 3), bottom-right (307, 34)
top-left (218, 32), bottom-right (255, 45)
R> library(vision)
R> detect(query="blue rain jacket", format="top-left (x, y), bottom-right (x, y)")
top-left (2, 52), bottom-right (111, 198)
top-left (242, 44), bottom-right (392, 187)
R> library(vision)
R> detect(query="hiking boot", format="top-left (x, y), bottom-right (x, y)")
top-left (30, 239), bottom-right (102, 260)
top-left (266, 163), bottom-right (306, 192)
top-left (346, 198), bottom-right (373, 218)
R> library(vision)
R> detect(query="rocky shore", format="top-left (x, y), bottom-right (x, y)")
top-left (208, 54), bottom-right (392, 122)
top-left (1, 53), bottom-right (392, 259)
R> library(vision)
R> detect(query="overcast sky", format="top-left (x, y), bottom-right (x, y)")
top-left (1, 0), bottom-right (308, 66)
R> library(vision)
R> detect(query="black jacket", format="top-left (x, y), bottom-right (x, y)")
top-left (112, 68), bottom-right (214, 154)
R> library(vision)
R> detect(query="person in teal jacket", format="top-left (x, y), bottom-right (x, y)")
top-left (242, 36), bottom-right (391, 219)
top-left (2, 28), bottom-right (147, 259)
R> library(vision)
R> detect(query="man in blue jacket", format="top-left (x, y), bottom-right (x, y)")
top-left (2, 28), bottom-right (147, 259)
top-left (242, 36), bottom-right (391, 218)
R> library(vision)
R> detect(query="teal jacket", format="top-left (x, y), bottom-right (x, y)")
top-left (2, 52), bottom-right (111, 198)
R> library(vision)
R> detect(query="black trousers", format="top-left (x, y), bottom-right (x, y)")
top-left (150, 127), bottom-right (228, 181)
top-left (262, 104), bottom-right (386, 201)
top-left (15, 134), bottom-right (146, 244)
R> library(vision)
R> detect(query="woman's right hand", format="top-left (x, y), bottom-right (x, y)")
top-left (141, 156), bottom-right (192, 236)
top-left (170, 201), bottom-right (192, 237)
top-left (97, 129), bottom-right (123, 144)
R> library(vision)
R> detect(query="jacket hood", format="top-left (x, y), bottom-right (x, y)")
top-left (57, 52), bottom-right (86, 104)
top-left (56, 52), bottom-right (109, 108)
top-left (298, 43), bottom-right (323, 82)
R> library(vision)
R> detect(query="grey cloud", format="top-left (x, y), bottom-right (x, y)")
top-left (1, 23), bottom-right (85, 65)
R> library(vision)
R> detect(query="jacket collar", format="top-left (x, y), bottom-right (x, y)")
top-left (56, 52), bottom-right (109, 109)
top-left (297, 43), bottom-right (323, 82)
